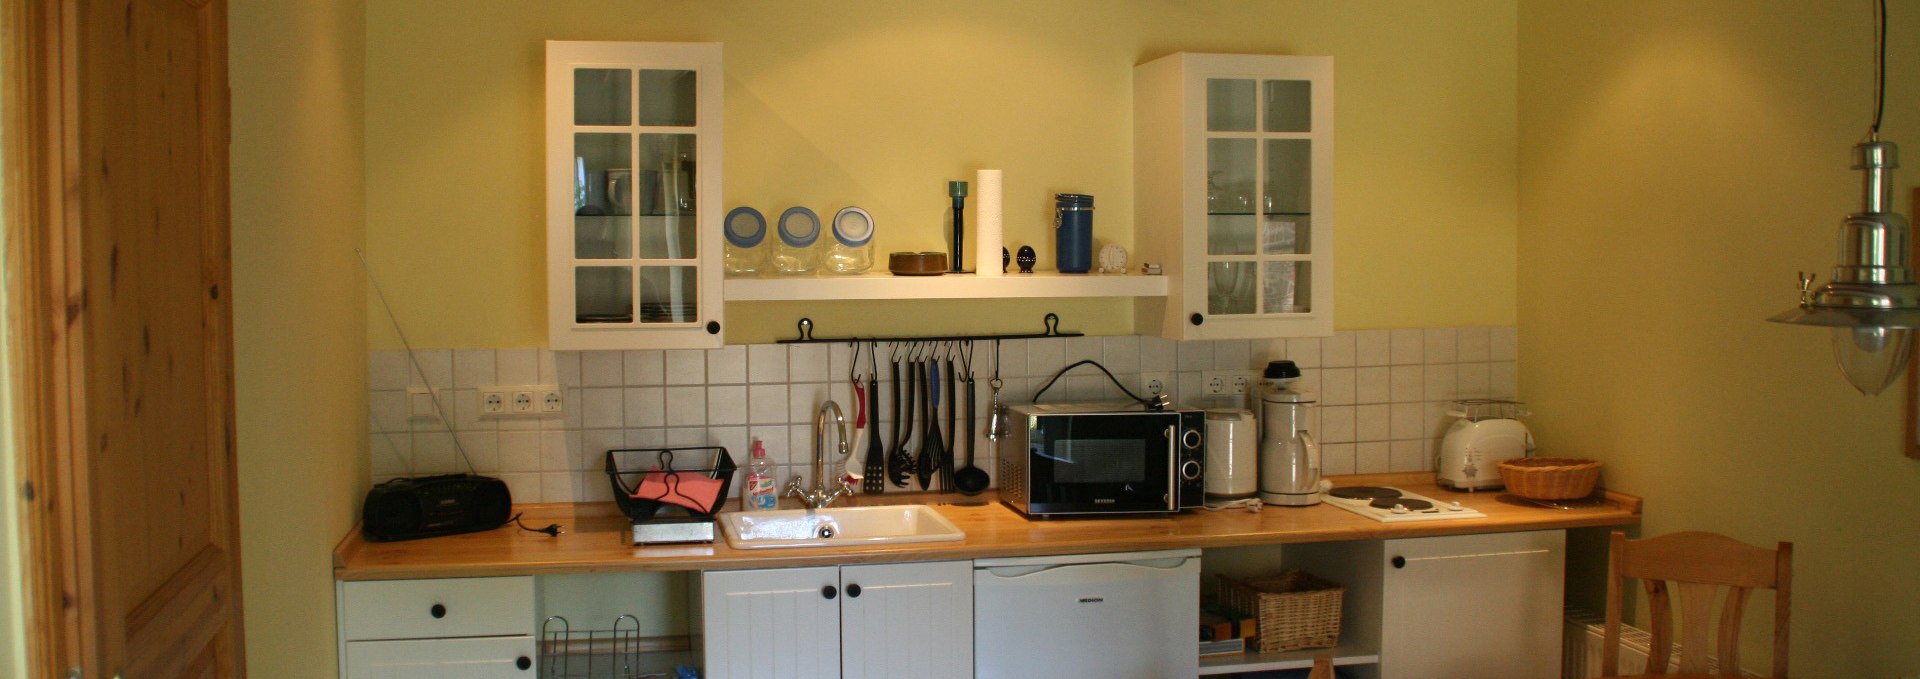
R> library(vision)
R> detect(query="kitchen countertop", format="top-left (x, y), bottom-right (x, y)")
top-left (332, 472), bottom-right (1640, 581)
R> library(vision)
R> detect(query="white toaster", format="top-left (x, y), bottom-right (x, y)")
top-left (1435, 417), bottom-right (1534, 491)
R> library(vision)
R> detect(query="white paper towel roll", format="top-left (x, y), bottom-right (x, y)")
top-left (976, 169), bottom-right (1004, 276)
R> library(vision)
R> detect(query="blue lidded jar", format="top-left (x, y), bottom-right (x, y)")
top-left (723, 207), bottom-right (770, 275)
top-left (1054, 193), bottom-right (1094, 273)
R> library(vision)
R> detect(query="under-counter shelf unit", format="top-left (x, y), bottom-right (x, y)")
top-left (546, 41), bottom-right (724, 350)
top-left (723, 272), bottom-right (1167, 301)
top-left (1134, 52), bottom-right (1334, 340)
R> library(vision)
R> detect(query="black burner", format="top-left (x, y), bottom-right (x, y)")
top-left (1329, 486), bottom-right (1402, 500)
top-left (1370, 498), bottom-right (1432, 510)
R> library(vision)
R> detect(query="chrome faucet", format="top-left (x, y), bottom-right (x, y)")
top-left (785, 400), bottom-right (855, 509)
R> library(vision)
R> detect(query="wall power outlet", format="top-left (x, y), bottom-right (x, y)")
top-left (479, 385), bottom-right (563, 418)
top-left (1201, 370), bottom-right (1257, 397)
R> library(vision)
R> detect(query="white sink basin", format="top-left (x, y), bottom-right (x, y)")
top-left (719, 504), bottom-right (965, 550)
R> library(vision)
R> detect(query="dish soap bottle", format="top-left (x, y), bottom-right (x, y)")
top-left (744, 439), bottom-right (778, 510)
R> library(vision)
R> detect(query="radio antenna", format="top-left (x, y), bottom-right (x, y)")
top-left (358, 249), bottom-right (476, 476)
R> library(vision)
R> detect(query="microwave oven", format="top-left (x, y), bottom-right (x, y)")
top-left (998, 402), bottom-right (1206, 517)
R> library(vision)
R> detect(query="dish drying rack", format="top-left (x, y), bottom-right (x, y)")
top-left (604, 446), bottom-right (737, 545)
top-left (1445, 398), bottom-right (1529, 421)
top-left (540, 615), bottom-right (694, 679)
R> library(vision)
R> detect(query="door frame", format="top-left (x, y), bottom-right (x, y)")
top-left (4, 0), bottom-right (83, 675)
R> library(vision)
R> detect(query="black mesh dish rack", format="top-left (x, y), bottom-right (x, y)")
top-left (604, 446), bottom-right (737, 521)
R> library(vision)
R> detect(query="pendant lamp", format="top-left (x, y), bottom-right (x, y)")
top-left (1769, 0), bottom-right (1918, 395)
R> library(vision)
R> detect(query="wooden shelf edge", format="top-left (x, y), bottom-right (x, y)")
top-left (723, 272), bottom-right (1168, 301)
top-left (1197, 645), bottom-right (1380, 674)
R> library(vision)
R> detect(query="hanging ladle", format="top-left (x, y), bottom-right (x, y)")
top-left (954, 341), bottom-right (990, 495)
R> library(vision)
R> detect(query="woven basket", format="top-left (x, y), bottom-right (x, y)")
top-left (1215, 571), bottom-right (1343, 653)
top-left (1499, 457), bottom-right (1601, 500)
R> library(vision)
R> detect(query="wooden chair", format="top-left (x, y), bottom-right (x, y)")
top-left (1602, 530), bottom-right (1792, 678)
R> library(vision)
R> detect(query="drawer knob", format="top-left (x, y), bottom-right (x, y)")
top-left (821, 585), bottom-right (837, 600)
top-left (430, 603), bottom-right (447, 619)
top-left (1190, 313), bottom-right (1205, 326)
top-left (846, 584), bottom-right (862, 598)
top-left (1391, 556), bottom-right (1406, 569)
top-left (516, 656), bottom-right (532, 671)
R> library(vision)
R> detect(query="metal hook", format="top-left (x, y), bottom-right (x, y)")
top-left (848, 340), bottom-right (862, 382)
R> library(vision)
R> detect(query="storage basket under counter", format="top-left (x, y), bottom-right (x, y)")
top-left (1213, 570), bottom-right (1345, 653)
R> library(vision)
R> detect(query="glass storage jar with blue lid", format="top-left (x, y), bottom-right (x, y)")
top-left (825, 206), bottom-right (875, 274)
top-left (723, 206), bottom-right (769, 275)
top-left (773, 206), bottom-right (822, 275)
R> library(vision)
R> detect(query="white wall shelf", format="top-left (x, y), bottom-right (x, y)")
top-left (723, 272), bottom-right (1167, 302)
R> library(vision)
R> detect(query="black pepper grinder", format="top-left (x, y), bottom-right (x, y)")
top-left (948, 181), bottom-right (968, 272)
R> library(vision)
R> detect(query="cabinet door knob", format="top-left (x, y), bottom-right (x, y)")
top-left (706, 321), bottom-right (721, 334)
top-left (430, 603), bottom-right (447, 618)
top-left (821, 585), bottom-right (837, 600)
top-left (516, 656), bottom-right (532, 671)
top-left (1190, 313), bottom-right (1204, 326)
top-left (1391, 556), bottom-right (1406, 569)
top-left (846, 583), bottom-right (861, 598)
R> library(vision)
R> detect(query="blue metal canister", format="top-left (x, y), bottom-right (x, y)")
top-left (1054, 193), bottom-right (1094, 273)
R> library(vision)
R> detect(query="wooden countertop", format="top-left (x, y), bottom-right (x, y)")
top-left (333, 473), bottom-right (1641, 581)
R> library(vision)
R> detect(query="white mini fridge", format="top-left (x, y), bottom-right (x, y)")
top-left (973, 549), bottom-right (1200, 679)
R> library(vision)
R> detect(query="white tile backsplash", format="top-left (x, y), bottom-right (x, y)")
top-left (367, 326), bottom-right (1517, 501)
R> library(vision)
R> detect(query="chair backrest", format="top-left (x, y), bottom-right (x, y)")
top-left (1603, 530), bottom-right (1792, 677)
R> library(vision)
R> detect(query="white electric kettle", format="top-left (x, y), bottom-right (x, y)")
top-left (1257, 361), bottom-right (1324, 506)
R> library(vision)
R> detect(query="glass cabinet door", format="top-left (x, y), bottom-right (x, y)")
top-left (549, 42), bottom-right (722, 350)
top-left (1202, 76), bottom-right (1315, 318)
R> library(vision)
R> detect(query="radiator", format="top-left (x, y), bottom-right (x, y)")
top-left (1562, 609), bottom-right (1751, 678)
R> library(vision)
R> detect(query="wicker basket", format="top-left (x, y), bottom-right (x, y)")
top-left (1499, 457), bottom-right (1602, 500)
top-left (1215, 571), bottom-right (1344, 653)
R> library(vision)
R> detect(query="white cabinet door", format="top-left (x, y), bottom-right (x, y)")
top-left (345, 637), bottom-right (536, 679)
top-left (546, 41), bottom-right (725, 350)
top-left (1134, 52), bottom-right (1335, 340)
top-left (840, 561), bottom-right (973, 679)
top-left (702, 566), bottom-right (843, 679)
top-left (1380, 530), bottom-right (1565, 679)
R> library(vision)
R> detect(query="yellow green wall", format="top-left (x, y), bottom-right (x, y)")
top-left (1518, 1), bottom-right (1920, 675)
top-left (363, 0), bottom-right (1520, 348)
top-left (231, 1), bottom-right (368, 677)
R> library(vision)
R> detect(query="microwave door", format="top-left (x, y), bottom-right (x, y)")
top-left (1029, 414), bottom-right (1175, 513)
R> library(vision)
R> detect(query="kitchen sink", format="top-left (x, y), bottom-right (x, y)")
top-left (718, 504), bottom-right (965, 550)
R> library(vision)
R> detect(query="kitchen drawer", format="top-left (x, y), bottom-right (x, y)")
top-left (345, 637), bottom-right (537, 678)
top-left (341, 576), bottom-right (534, 641)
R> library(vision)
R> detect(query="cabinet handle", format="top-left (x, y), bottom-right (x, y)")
top-left (821, 585), bottom-right (837, 600)
top-left (516, 656), bottom-right (532, 671)
top-left (1190, 313), bottom-right (1204, 326)
top-left (1391, 556), bottom-right (1406, 569)
top-left (706, 321), bottom-right (721, 335)
top-left (846, 583), bottom-right (861, 598)
top-left (430, 603), bottom-right (447, 618)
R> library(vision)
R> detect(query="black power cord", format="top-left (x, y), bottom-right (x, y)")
top-left (1031, 359), bottom-right (1169, 410)
top-left (509, 512), bottom-right (563, 537)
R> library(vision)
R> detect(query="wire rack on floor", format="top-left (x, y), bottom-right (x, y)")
top-left (540, 615), bottom-right (694, 679)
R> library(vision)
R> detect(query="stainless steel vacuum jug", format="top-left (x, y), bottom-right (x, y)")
top-left (1257, 360), bottom-right (1323, 506)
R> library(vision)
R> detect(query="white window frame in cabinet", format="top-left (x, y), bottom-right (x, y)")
top-left (546, 41), bottom-right (724, 350)
top-left (1134, 53), bottom-right (1334, 341)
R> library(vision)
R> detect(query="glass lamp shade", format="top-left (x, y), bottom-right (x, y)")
top-left (1831, 326), bottom-right (1913, 394)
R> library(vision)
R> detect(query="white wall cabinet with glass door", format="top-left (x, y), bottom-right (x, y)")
top-left (1134, 53), bottom-right (1333, 340)
top-left (546, 41), bottom-right (723, 350)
